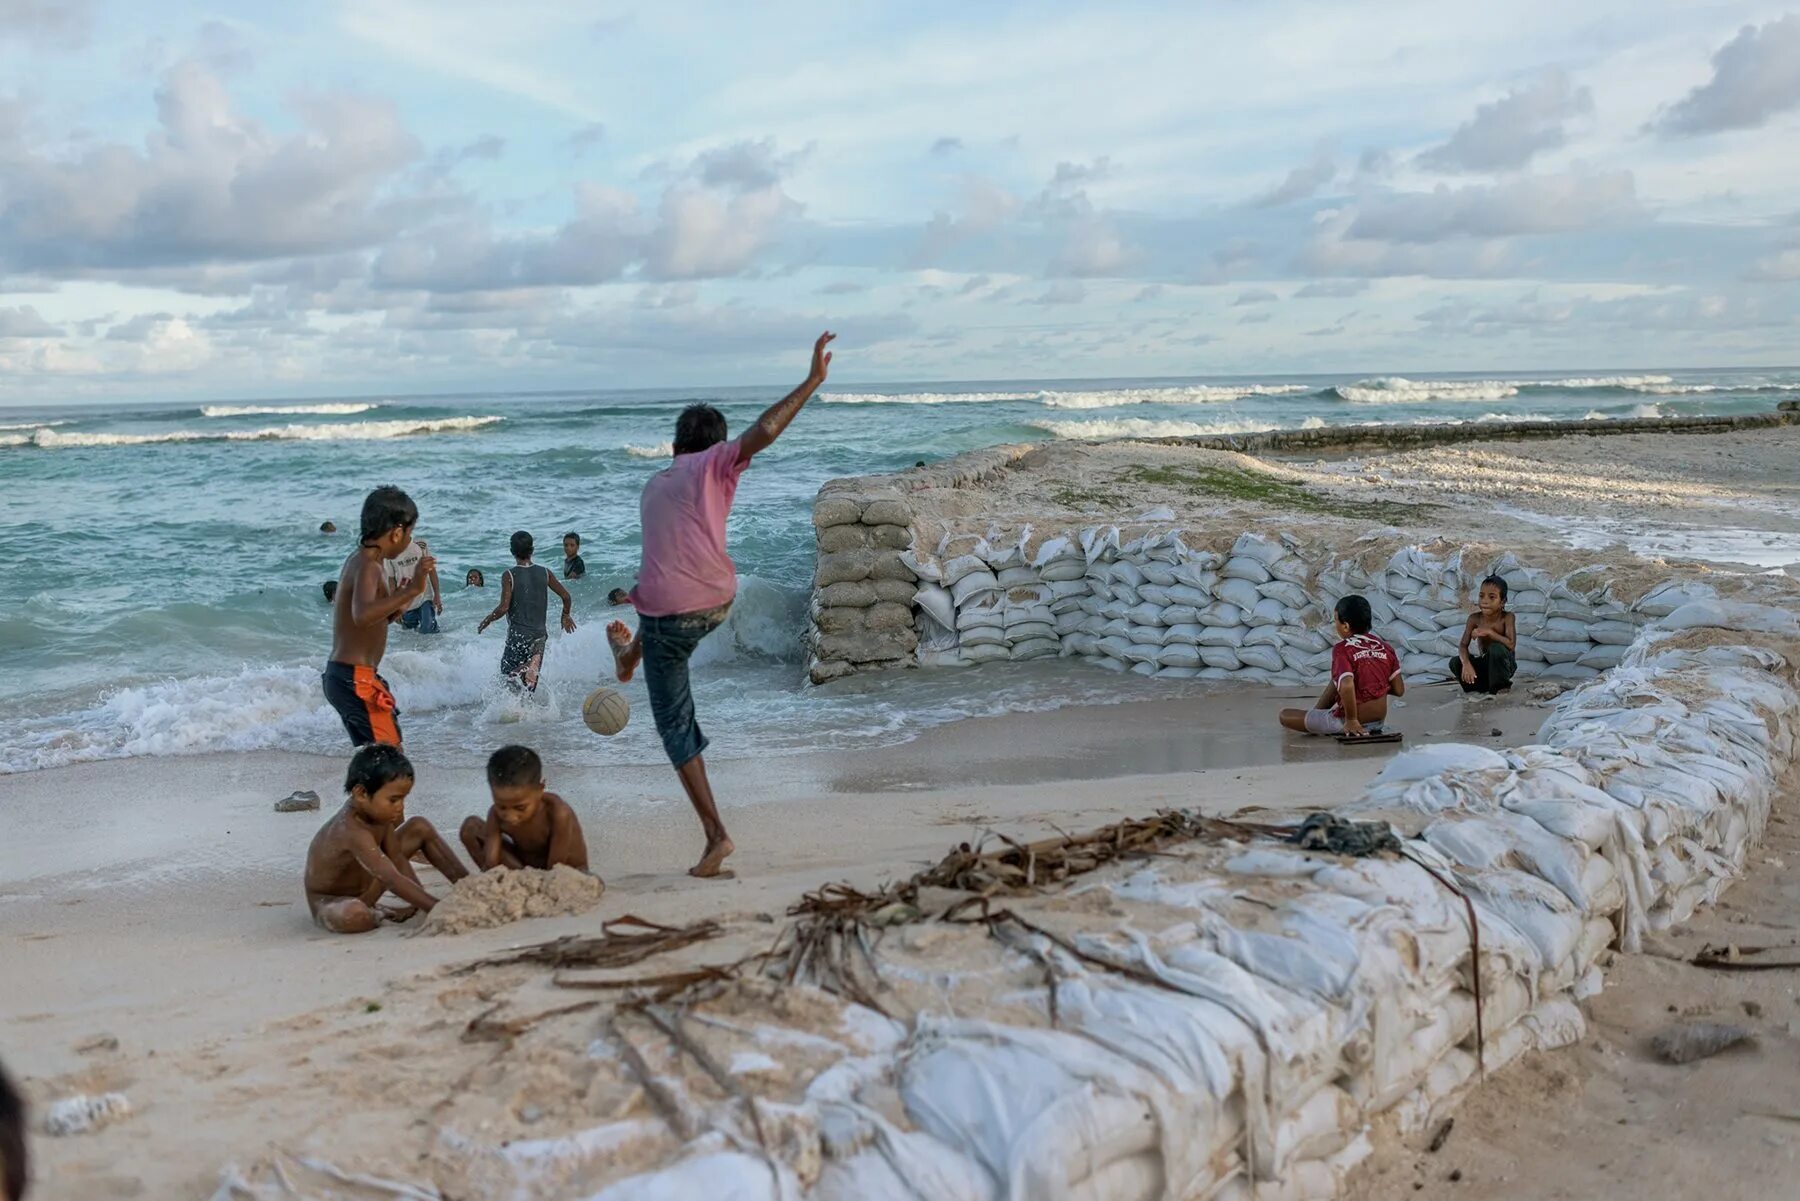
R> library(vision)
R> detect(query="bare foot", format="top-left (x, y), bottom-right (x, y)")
top-left (607, 620), bottom-right (641, 683)
top-left (689, 837), bottom-right (735, 878)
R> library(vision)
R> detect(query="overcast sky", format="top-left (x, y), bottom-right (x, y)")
top-left (2, 1), bottom-right (1799, 403)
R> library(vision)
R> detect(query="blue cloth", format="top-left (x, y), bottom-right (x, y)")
top-left (400, 603), bottom-right (439, 633)
top-left (640, 603), bottom-right (730, 768)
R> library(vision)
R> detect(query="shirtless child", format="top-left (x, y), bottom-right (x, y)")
top-left (459, 745), bottom-right (595, 876)
top-left (303, 744), bottom-right (468, 933)
top-left (323, 486), bottom-right (435, 746)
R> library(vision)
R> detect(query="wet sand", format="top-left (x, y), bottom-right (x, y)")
top-left (1, 683), bottom-right (1542, 1195)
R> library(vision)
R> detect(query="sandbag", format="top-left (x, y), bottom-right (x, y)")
top-left (1238, 644), bottom-right (1284, 672)
top-left (1198, 602), bottom-right (1245, 628)
top-left (1197, 625), bottom-right (1250, 648)
top-left (1231, 532), bottom-right (1288, 566)
top-left (951, 570), bottom-right (1000, 607)
top-left (1258, 580), bottom-right (1310, 609)
top-left (1221, 555), bottom-right (1273, 584)
top-left (1215, 577), bottom-right (1262, 611)
top-left (1249, 598), bottom-right (1286, 627)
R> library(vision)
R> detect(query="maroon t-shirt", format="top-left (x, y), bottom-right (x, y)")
top-left (1331, 633), bottom-right (1400, 715)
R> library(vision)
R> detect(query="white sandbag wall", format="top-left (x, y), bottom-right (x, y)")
top-left (899, 525), bottom-right (1696, 687)
top-left (806, 488), bottom-right (922, 684)
top-left (496, 602), bottom-right (1800, 1201)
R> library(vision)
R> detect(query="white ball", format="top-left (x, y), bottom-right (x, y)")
top-left (582, 687), bottom-right (631, 736)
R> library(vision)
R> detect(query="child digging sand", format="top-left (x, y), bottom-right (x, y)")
top-left (1280, 595), bottom-right (1405, 738)
top-left (304, 744), bottom-right (468, 933)
top-left (460, 744), bottom-right (594, 876)
top-left (1455, 574), bottom-right (1517, 694)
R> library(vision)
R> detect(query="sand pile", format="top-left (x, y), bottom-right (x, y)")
top-left (422, 866), bottom-right (604, 935)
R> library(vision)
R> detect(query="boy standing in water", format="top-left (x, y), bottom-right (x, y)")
top-left (304, 744), bottom-right (467, 933)
top-left (479, 531), bottom-right (576, 692)
top-left (607, 331), bottom-right (835, 878)
top-left (324, 486), bottom-right (433, 747)
top-left (1455, 575), bottom-right (1517, 693)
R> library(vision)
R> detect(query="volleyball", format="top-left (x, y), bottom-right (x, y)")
top-left (582, 687), bottom-right (631, 736)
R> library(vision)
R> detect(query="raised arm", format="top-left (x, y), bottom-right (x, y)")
top-left (735, 331), bottom-right (835, 465)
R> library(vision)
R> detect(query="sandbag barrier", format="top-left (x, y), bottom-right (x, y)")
top-left (385, 601), bottom-right (1799, 1201)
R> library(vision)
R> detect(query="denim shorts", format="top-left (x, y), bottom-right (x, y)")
top-left (640, 603), bottom-right (730, 767)
top-left (400, 603), bottom-right (439, 633)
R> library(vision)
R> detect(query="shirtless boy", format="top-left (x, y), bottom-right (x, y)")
top-left (322, 486), bottom-right (434, 746)
top-left (303, 744), bottom-right (468, 933)
top-left (459, 744), bottom-right (594, 875)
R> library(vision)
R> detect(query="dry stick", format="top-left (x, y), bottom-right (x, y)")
top-left (637, 1002), bottom-right (785, 1196)
top-left (606, 1016), bottom-right (697, 1143)
top-left (1400, 848), bottom-right (1485, 1078)
top-left (462, 999), bottom-right (602, 1044)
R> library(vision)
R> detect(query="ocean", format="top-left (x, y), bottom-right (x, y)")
top-left (2, 367), bottom-right (1795, 774)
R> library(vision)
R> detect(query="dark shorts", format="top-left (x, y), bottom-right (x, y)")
top-left (501, 633), bottom-right (548, 692)
top-left (641, 603), bottom-right (730, 768)
top-left (321, 661), bottom-right (402, 747)
top-left (400, 604), bottom-right (439, 633)
top-left (1453, 644), bottom-right (1517, 694)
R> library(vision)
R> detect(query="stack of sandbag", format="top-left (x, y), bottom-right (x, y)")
top-left (807, 490), bottom-right (921, 683)
top-left (429, 603), bottom-right (1799, 1200)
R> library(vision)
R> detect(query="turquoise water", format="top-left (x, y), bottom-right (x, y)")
top-left (1, 367), bottom-right (1794, 773)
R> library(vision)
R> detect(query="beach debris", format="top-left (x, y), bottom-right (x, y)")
top-left (1427, 1118), bottom-right (1455, 1153)
top-left (1693, 942), bottom-right (1800, 971)
top-left (214, 1152), bottom-right (442, 1199)
top-left (459, 914), bottom-right (722, 973)
top-left (43, 1092), bottom-right (132, 1136)
top-left (73, 1033), bottom-right (119, 1055)
top-left (1742, 1000), bottom-right (1764, 1019)
top-left (463, 999), bottom-right (602, 1045)
top-left (1528, 681), bottom-right (1571, 702)
top-left (420, 865), bottom-right (604, 935)
top-left (1647, 1021), bottom-right (1755, 1064)
top-left (273, 789), bottom-right (320, 813)
top-left (1288, 812), bottom-right (1401, 857)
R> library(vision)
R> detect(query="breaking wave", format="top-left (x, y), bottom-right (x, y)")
top-left (1028, 416), bottom-right (1324, 440)
top-left (1038, 384), bottom-right (1311, 409)
top-left (624, 442), bottom-right (675, 459)
top-left (4, 415), bottom-right (502, 450)
top-left (200, 402), bottom-right (379, 417)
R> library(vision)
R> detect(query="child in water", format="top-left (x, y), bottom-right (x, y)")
top-left (460, 745), bottom-right (595, 876)
top-left (562, 532), bottom-right (587, 580)
top-left (1455, 574), bottom-right (1517, 693)
top-left (1280, 595), bottom-right (1405, 738)
top-left (478, 531), bottom-right (576, 692)
top-left (323, 486), bottom-right (433, 747)
top-left (303, 745), bottom-right (468, 933)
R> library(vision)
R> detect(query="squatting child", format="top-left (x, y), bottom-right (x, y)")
top-left (303, 744), bottom-right (468, 934)
top-left (1280, 595), bottom-right (1405, 738)
top-left (459, 744), bottom-right (595, 876)
top-left (1454, 574), bottom-right (1517, 694)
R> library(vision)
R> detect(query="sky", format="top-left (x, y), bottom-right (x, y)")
top-left (1, 0), bottom-right (1799, 404)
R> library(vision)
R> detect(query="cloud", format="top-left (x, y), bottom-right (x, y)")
top-left (957, 273), bottom-right (992, 295)
top-left (1653, 15), bottom-right (1800, 137)
top-left (1237, 311), bottom-right (1272, 324)
top-left (1253, 148), bottom-right (1335, 207)
top-left (1344, 170), bottom-right (1640, 242)
top-left (1294, 279), bottom-right (1369, 298)
top-left (0, 61), bottom-right (423, 274)
top-left (1746, 245), bottom-right (1800, 281)
top-left (929, 136), bottom-right (963, 156)
top-left (692, 137), bottom-right (809, 191)
top-left (1357, 147), bottom-right (1395, 177)
top-left (647, 177), bottom-right (798, 280)
top-left (1418, 69), bottom-right (1593, 172)
top-left (565, 123), bottom-right (607, 156)
top-left (1027, 280), bottom-right (1086, 305)
top-left (1233, 287), bottom-right (1278, 306)
top-left (0, 303), bottom-right (58, 337)
top-left (1132, 284), bottom-right (1164, 302)
top-left (816, 279), bottom-right (865, 295)
top-left (913, 175), bottom-right (1022, 265)
top-left (1415, 288), bottom-right (1790, 337)
top-left (0, 0), bottom-right (92, 48)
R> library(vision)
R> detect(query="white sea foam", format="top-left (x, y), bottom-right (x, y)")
top-left (9, 415), bottom-right (501, 450)
top-left (821, 390), bottom-right (1041, 405)
top-left (1028, 416), bottom-right (1321, 440)
top-left (624, 441), bottom-right (674, 459)
top-left (1334, 377), bottom-right (1521, 403)
top-left (1538, 375), bottom-right (1674, 389)
top-left (0, 418), bottom-right (67, 431)
top-left (200, 402), bottom-right (379, 417)
top-left (1584, 403), bottom-right (1668, 420)
top-left (1038, 384), bottom-right (1310, 409)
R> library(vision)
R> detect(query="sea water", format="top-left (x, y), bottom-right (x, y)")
top-left (1, 368), bottom-right (1794, 773)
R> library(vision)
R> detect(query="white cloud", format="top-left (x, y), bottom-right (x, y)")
top-left (1345, 170), bottom-right (1640, 242)
top-left (1653, 15), bottom-right (1800, 137)
top-left (1233, 287), bottom-right (1279, 306)
top-left (0, 0), bottom-right (92, 48)
top-left (1747, 244), bottom-right (1800, 280)
top-left (1418, 69), bottom-right (1593, 172)
top-left (1253, 147), bottom-right (1336, 207)
top-left (0, 304), bottom-right (59, 337)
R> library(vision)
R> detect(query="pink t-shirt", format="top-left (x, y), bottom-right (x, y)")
top-left (630, 440), bottom-right (749, 617)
